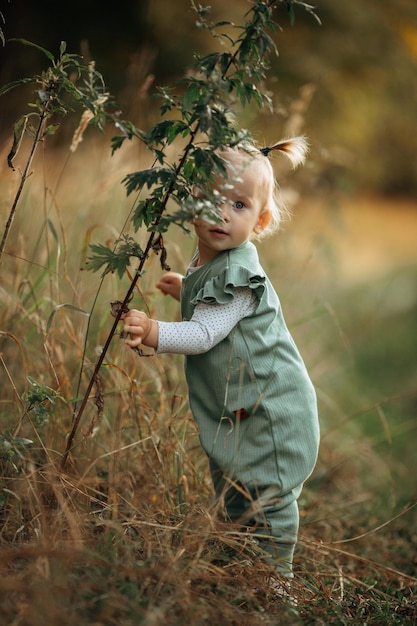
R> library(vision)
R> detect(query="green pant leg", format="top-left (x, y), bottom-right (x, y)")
top-left (253, 492), bottom-right (300, 577)
top-left (210, 460), bottom-right (300, 576)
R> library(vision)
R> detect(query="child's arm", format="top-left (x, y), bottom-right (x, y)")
top-left (156, 272), bottom-right (183, 302)
top-left (122, 288), bottom-right (257, 356)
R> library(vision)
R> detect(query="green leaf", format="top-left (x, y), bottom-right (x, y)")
top-left (182, 80), bottom-right (205, 112)
top-left (10, 38), bottom-right (55, 61)
top-left (132, 197), bottom-right (164, 231)
top-left (44, 123), bottom-right (60, 136)
top-left (85, 243), bottom-right (123, 277)
top-left (198, 52), bottom-right (221, 77)
top-left (123, 166), bottom-right (175, 196)
top-left (45, 304), bottom-right (89, 334)
top-left (47, 218), bottom-right (59, 244)
top-left (111, 135), bottom-right (127, 153)
top-left (24, 376), bottom-right (63, 405)
top-left (0, 77), bottom-right (34, 97)
top-left (7, 115), bottom-right (29, 170)
top-left (86, 237), bottom-right (144, 279)
top-left (219, 52), bottom-right (232, 77)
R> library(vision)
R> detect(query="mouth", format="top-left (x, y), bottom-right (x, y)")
top-left (209, 227), bottom-right (228, 238)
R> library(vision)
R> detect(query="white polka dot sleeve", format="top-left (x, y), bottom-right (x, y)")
top-left (156, 287), bottom-right (257, 355)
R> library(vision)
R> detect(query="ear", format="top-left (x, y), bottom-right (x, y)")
top-left (254, 211), bottom-right (271, 234)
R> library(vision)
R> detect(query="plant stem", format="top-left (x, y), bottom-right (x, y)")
top-left (0, 112), bottom-right (47, 263)
top-left (61, 130), bottom-right (197, 469)
top-left (61, 264), bottom-right (145, 469)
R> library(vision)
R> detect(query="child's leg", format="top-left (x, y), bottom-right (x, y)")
top-left (209, 460), bottom-right (300, 577)
top-left (253, 492), bottom-right (299, 577)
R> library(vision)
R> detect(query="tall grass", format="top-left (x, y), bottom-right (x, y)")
top-left (1, 118), bottom-right (416, 624)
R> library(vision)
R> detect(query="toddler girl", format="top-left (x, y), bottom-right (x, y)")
top-left (122, 138), bottom-right (320, 584)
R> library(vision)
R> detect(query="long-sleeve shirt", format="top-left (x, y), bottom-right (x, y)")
top-left (157, 287), bottom-right (257, 355)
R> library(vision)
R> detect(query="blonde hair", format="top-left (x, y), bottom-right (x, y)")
top-left (219, 137), bottom-right (309, 240)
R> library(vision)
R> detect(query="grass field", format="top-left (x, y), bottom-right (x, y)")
top-left (0, 133), bottom-right (416, 625)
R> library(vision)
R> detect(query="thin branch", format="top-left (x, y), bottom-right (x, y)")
top-left (0, 112), bottom-right (47, 262)
top-left (61, 129), bottom-right (197, 468)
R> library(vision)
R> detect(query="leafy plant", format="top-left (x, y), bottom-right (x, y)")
top-left (1, 376), bottom-right (65, 464)
top-left (0, 39), bottom-right (117, 260)
top-left (0, 433), bottom-right (33, 472)
top-left (21, 375), bottom-right (64, 427)
top-left (0, 376), bottom-right (62, 473)
top-left (61, 0), bottom-right (319, 466)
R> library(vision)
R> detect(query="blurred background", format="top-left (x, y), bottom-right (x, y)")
top-left (2, 0), bottom-right (417, 195)
top-left (0, 0), bottom-right (416, 524)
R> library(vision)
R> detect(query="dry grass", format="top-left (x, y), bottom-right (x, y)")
top-left (0, 131), bottom-right (416, 625)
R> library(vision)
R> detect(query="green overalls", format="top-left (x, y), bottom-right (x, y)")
top-left (181, 241), bottom-right (319, 575)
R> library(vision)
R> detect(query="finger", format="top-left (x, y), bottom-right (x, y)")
top-left (124, 328), bottom-right (143, 347)
top-left (124, 335), bottom-right (143, 348)
top-left (124, 323), bottom-right (145, 336)
top-left (124, 313), bottom-right (145, 326)
top-left (124, 309), bottom-right (142, 321)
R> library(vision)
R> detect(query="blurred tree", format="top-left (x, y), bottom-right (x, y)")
top-left (272, 0), bottom-right (417, 195)
top-left (1, 0), bottom-right (416, 196)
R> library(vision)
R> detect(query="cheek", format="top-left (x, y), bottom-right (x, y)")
top-left (193, 219), bottom-right (205, 231)
top-left (193, 220), bottom-right (208, 237)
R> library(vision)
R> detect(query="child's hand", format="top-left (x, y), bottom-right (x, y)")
top-left (156, 272), bottom-right (183, 302)
top-left (122, 309), bottom-right (158, 349)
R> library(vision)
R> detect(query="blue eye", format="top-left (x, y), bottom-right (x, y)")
top-left (234, 201), bottom-right (245, 209)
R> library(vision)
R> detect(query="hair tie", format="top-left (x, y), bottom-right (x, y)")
top-left (259, 146), bottom-right (271, 157)
top-left (258, 137), bottom-right (309, 168)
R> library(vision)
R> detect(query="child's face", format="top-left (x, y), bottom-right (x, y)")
top-left (194, 151), bottom-right (269, 264)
